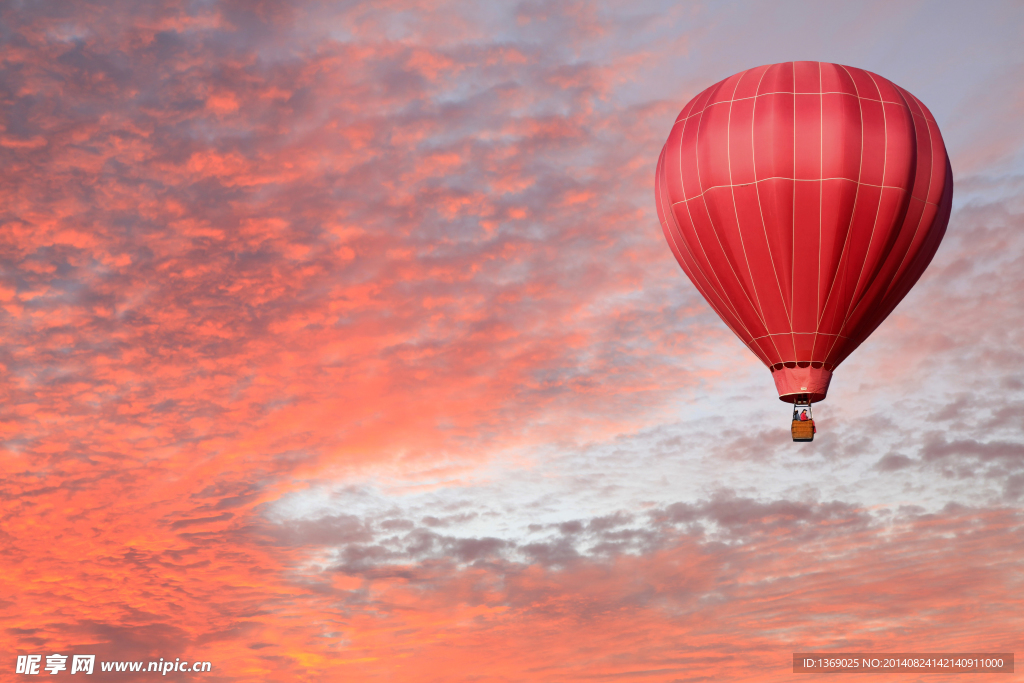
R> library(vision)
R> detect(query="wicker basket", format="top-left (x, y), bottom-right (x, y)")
top-left (791, 419), bottom-right (815, 442)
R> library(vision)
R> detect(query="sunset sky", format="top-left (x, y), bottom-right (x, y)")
top-left (2, 1), bottom-right (1023, 681)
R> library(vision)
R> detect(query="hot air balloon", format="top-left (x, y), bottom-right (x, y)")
top-left (654, 62), bottom-right (952, 442)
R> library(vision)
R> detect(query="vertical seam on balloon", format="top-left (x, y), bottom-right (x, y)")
top-left (748, 64), bottom-right (792, 363)
top-left (839, 70), bottom-right (890, 339)
top-left (818, 64), bottom-right (865, 366)
top-left (673, 87), bottom-right (762, 349)
top-left (810, 61), bottom-right (823, 364)
top-left (790, 61), bottom-right (798, 361)
top-left (694, 74), bottom-right (779, 357)
top-left (878, 88), bottom-right (936, 304)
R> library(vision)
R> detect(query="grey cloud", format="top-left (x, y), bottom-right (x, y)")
top-left (984, 401), bottom-right (1024, 429)
top-left (920, 435), bottom-right (1024, 464)
top-left (1003, 473), bottom-right (1024, 501)
top-left (450, 537), bottom-right (507, 563)
top-left (273, 491), bottom-right (876, 579)
top-left (169, 513), bottom-right (234, 529)
top-left (699, 492), bottom-right (867, 536)
top-left (271, 513), bottom-right (373, 546)
top-left (930, 393), bottom-right (972, 422)
top-left (654, 501), bottom-right (700, 524)
top-left (557, 520), bottom-right (584, 534)
top-left (587, 510), bottom-right (633, 532)
top-left (380, 518), bottom-right (415, 531)
top-left (875, 452), bottom-right (915, 472)
top-left (519, 538), bottom-right (582, 567)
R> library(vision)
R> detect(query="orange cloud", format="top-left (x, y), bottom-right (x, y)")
top-left (1, 1), bottom-right (1022, 682)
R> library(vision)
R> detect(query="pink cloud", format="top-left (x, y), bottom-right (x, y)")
top-left (0, 1), bottom-right (1022, 681)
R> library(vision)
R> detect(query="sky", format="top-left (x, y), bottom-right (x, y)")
top-left (1, 0), bottom-right (1023, 681)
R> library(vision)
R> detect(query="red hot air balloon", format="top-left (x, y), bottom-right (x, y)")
top-left (654, 62), bottom-right (952, 438)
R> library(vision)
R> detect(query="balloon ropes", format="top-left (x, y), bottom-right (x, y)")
top-left (654, 62), bottom-right (953, 441)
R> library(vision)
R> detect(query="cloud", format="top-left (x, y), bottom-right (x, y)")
top-left (874, 452), bottom-right (915, 472)
top-left (229, 494), bottom-right (1024, 680)
top-left (1, 1), bottom-right (1023, 681)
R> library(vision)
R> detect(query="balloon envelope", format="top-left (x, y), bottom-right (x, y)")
top-left (654, 62), bottom-right (953, 403)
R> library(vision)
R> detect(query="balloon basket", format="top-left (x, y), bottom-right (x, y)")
top-left (791, 420), bottom-right (815, 442)
top-left (791, 397), bottom-right (815, 442)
